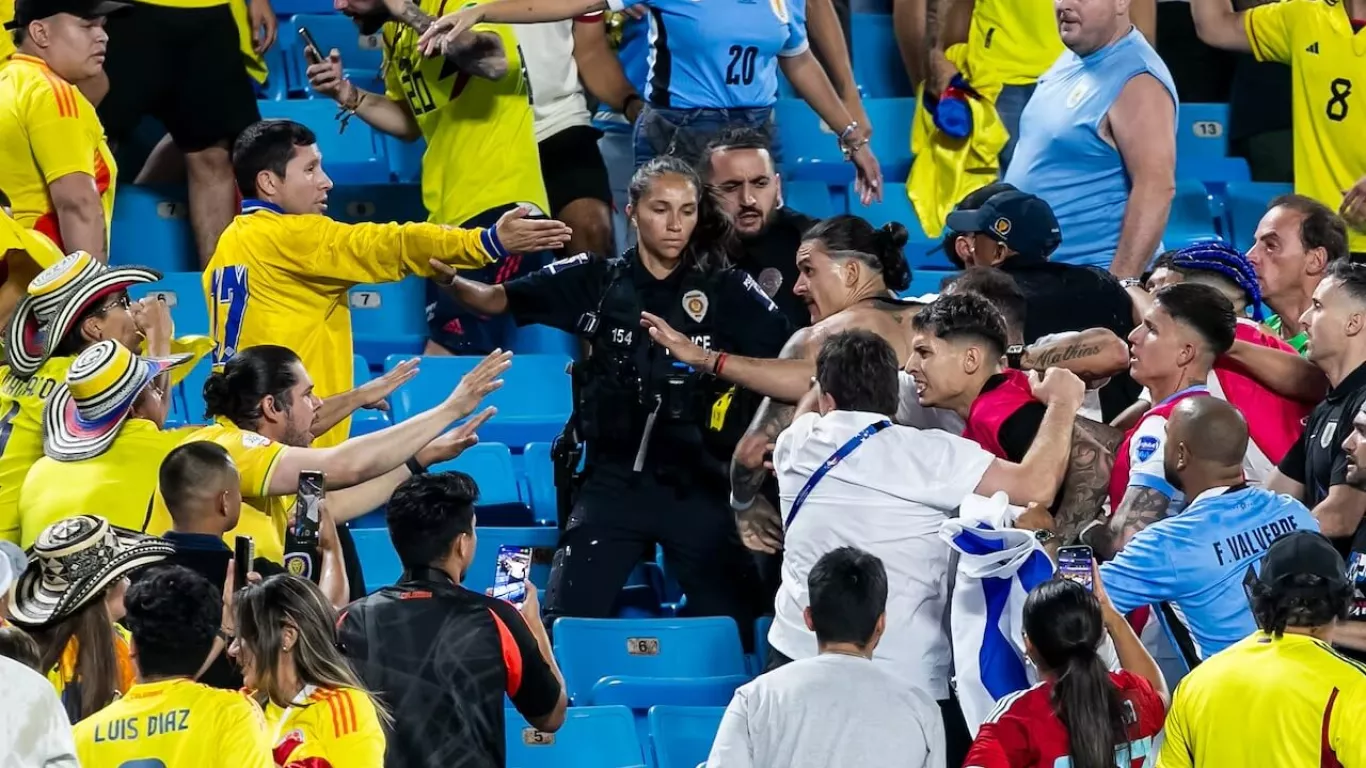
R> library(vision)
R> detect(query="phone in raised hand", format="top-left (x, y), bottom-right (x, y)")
top-left (234, 535), bottom-right (254, 592)
top-left (283, 471), bottom-right (324, 582)
top-left (492, 545), bottom-right (532, 604)
top-left (298, 26), bottom-right (324, 64)
top-left (1057, 545), bottom-right (1095, 591)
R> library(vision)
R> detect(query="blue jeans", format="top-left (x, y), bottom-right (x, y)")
top-left (995, 83), bottom-right (1037, 174)
top-left (632, 105), bottom-right (781, 169)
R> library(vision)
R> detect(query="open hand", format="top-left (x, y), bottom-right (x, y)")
top-left (738, 496), bottom-right (784, 554)
top-left (445, 349), bottom-right (512, 418)
top-left (357, 357), bottom-right (419, 411)
top-left (248, 0), bottom-right (277, 54)
top-left (640, 311), bottom-right (707, 368)
top-left (848, 144), bottom-right (883, 206)
top-left (418, 405), bottom-right (496, 466)
top-left (494, 207), bottom-right (573, 253)
top-left (417, 6), bottom-right (484, 57)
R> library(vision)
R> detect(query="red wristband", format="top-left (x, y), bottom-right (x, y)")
top-left (715, 352), bottom-right (728, 375)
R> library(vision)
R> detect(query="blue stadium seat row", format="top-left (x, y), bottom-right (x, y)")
top-left (504, 704), bottom-right (726, 768)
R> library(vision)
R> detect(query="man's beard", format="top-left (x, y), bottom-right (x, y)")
top-left (736, 206), bottom-right (777, 242)
top-left (350, 9), bottom-right (390, 36)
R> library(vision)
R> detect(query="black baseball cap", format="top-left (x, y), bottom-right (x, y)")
top-left (12, 0), bottom-right (129, 27)
top-left (945, 190), bottom-right (1063, 260)
top-left (1258, 531), bottom-right (1349, 591)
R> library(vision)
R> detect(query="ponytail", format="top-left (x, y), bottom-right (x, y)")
top-left (1052, 642), bottom-right (1130, 768)
top-left (801, 215), bottom-right (912, 292)
top-left (202, 345), bottom-right (303, 427)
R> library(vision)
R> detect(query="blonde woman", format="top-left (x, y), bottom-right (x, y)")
top-left (231, 574), bottom-right (387, 766)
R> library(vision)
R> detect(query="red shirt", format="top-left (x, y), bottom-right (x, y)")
top-left (963, 671), bottom-right (1165, 768)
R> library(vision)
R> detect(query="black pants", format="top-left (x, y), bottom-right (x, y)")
top-left (543, 463), bottom-right (763, 649)
top-left (765, 646), bottom-right (973, 768)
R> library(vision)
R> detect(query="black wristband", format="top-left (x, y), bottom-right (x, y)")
top-left (406, 457), bottom-right (426, 475)
top-left (1006, 345), bottom-right (1025, 369)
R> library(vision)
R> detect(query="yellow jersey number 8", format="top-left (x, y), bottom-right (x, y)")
top-left (1327, 78), bottom-right (1352, 122)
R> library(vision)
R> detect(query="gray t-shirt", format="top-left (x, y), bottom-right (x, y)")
top-left (706, 654), bottom-right (945, 768)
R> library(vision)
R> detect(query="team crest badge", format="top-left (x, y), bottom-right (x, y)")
top-left (1066, 83), bottom-right (1089, 108)
top-left (683, 290), bottom-right (709, 322)
top-left (1322, 422), bottom-right (1338, 449)
top-left (1135, 435), bottom-right (1159, 462)
top-left (992, 217), bottom-right (1012, 237)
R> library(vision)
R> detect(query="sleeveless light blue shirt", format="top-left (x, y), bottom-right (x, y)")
top-left (1004, 28), bottom-right (1177, 269)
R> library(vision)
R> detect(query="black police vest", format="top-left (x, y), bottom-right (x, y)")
top-left (573, 256), bottom-right (726, 456)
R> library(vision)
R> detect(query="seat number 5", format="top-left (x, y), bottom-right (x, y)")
top-left (1327, 78), bottom-right (1352, 122)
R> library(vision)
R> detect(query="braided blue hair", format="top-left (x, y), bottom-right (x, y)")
top-left (1170, 240), bottom-right (1264, 321)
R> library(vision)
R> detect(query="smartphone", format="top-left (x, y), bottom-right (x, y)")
top-left (284, 471), bottom-right (325, 582)
top-left (1057, 545), bottom-right (1095, 591)
top-left (492, 545), bottom-right (532, 604)
top-left (298, 26), bottom-right (324, 64)
top-left (233, 535), bottom-right (254, 592)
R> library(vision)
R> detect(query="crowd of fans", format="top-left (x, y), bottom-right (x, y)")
top-left (0, 0), bottom-right (1364, 764)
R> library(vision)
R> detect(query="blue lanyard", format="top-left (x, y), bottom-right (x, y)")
top-left (785, 420), bottom-right (893, 529)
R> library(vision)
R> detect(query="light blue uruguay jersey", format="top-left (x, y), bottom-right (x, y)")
top-left (1100, 484), bottom-right (1318, 659)
top-left (606, 0), bottom-right (809, 109)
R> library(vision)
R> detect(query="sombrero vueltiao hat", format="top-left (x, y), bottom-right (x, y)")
top-left (43, 340), bottom-right (192, 462)
top-left (7, 515), bottom-right (173, 628)
top-left (6, 251), bottom-right (161, 379)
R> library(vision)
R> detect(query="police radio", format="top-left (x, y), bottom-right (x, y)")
top-left (284, 471), bottom-right (325, 582)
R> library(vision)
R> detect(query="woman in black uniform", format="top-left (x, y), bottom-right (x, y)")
top-left (429, 155), bottom-right (792, 639)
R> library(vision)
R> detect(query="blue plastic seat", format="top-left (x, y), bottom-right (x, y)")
top-left (509, 323), bottom-right (579, 357)
top-left (350, 353), bottom-right (392, 437)
top-left (255, 42), bottom-right (292, 102)
top-left (864, 98), bottom-right (917, 181)
top-left (776, 98), bottom-right (916, 184)
top-left (522, 442), bottom-right (557, 524)
top-left (110, 186), bottom-right (198, 273)
top-left (350, 277), bottom-right (429, 367)
top-left (386, 135), bottom-right (428, 185)
top-left (269, 0), bottom-right (336, 15)
top-left (387, 353), bottom-right (573, 449)
top-left (648, 706), bottom-right (727, 768)
top-left (858, 183), bottom-right (953, 269)
top-left (427, 442), bottom-right (530, 524)
top-left (129, 271), bottom-right (210, 336)
top-left (1177, 102), bottom-right (1230, 161)
top-left (326, 184), bottom-right (426, 225)
top-left (1164, 179), bottom-right (1223, 249)
top-left (552, 617), bottom-right (748, 704)
top-left (257, 100), bottom-right (389, 184)
top-left (1176, 154), bottom-right (1251, 185)
top-left (782, 180), bottom-right (840, 219)
top-left (1225, 181), bottom-right (1292, 251)
top-left (851, 15), bottom-right (914, 98)
top-left (350, 527), bottom-right (401, 592)
top-left (505, 706), bottom-right (645, 768)
top-left (463, 525), bottom-right (558, 596)
top-left (752, 615), bottom-right (773, 675)
top-left (591, 675), bottom-right (749, 710)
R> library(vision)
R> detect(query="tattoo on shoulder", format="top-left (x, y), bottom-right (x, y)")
top-left (1054, 424), bottom-right (1117, 542)
top-left (396, 0), bottom-right (434, 32)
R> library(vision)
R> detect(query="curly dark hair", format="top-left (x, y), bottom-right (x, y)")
top-left (1251, 573), bottom-right (1352, 637)
top-left (125, 566), bottom-right (222, 679)
top-left (911, 291), bottom-right (1010, 357)
top-left (387, 472), bottom-right (480, 568)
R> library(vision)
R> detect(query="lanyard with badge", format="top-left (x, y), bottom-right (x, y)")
top-left (785, 420), bottom-right (893, 529)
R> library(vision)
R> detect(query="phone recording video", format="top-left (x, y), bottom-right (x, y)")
top-left (492, 545), bottom-right (532, 604)
top-left (295, 470), bottom-right (324, 541)
top-left (1057, 545), bottom-right (1095, 591)
top-left (298, 26), bottom-right (323, 64)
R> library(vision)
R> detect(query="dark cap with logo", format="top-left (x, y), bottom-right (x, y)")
top-left (945, 190), bottom-right (1063, 260)
top-left (12, 0), bottom-right (128, 27)
top-left (1258, 530), bottom-right (1349, 591)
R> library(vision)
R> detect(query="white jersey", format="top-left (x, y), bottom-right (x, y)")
top-left (515, 16), bottom-right (599, 142)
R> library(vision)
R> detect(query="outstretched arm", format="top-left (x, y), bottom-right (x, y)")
top-left (643, 316), bottom-right (814, 403)
top-left (1087, 486), bottom-right (1172, 560)
top-left (729, 331), bottom-right (813, 508)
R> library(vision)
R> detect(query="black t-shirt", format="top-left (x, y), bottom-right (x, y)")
top-left (735, 207), bottom-right (817, 331)
top-left (1002, 258), bottom-right (1141, 422)
top-left (337, 569), bottom-right (562, 768)
top-left (1278, 363), bottom-right (1366, 549)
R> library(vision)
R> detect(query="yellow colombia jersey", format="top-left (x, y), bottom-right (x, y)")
top-left (204, 205), bottom-right (497, 447)
top-left (229, 0), bottom-right (269, 85)
top-left (0, 357), bottom-right (70, 544)
top-left (74, 678), bottom-right (274, 768)
top-left (966, 0), bottom-right (1063, 87)
top-left (1246, 0), bottom-right (1366, 253)
top-left (382, 0), bottom-right (549, 226)
top-left (1157, 631), bottom-right (1366, 767)
top-left (0, 54), bottom-right (117, 252)
top-left (147, 418), bottom-right (291, 564)
top-left (0, 0), bottom-right (13, 62)
top-left (266, 686), bottom-right (387, 768)
top-left (18, 419), bottom-right (191, 547)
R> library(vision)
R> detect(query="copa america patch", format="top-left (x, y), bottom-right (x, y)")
top-left (1135, 435), bottom-right (1160, 462)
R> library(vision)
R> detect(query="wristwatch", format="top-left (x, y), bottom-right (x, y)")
top-left (1033, 529), bottom-right (1056, 545)
top-left (1120, 277), bottom-right (1144, 289)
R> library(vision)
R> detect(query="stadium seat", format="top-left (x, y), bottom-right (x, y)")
top-left (350, 277), bottom-right (429, 366)
top-left (864, 98), bottom-right (917, 181)
top-left (427, 442), bottom-right (530, 524)
top-left (327, 184), bottom-right (426, 225)
top-left (291, 14), bottom-right (386, 80)
top-left (257, 100), bottom-right (390, 184)
top-left (510, 323), bottom-right (580, 358)
top-left (522, 442), bottom-right (557, 524)
top-left (256, 43), bottom-right (292, 101)
top-left (552, 617), bottom-right (748, 704)
top-left (387, 353), bottom-right (573, 449)
top-left (1225, 181), bottom-right (1292, 251)
top-left (775, 98), bottom-right (916, 185)
top-left (350, 354), bottom-right (391, 437)
top-left (350, 527), bottom-right (401, 593)
top-left (851, 15), bottom-right (914, 98)
top-left (648, 706), bottom-right (726, 768)
top-left (386, 136), bottom-right (428, 184)
top-left (464, 525), bottom-right (557, 595)
top-left (590, 675), bottom-right (749, 710)
top-left (269, 0), bottom-right (336, 15)
top-left (1176, 154), bottom-right (1251, 185)
top-left (1164, 179), bottom-right (1223, 248)
top-left (859, 184), bottom-right (953, 269)
top-left (129, 271), bottom-right (210, 337)
top-left (1177, 102), bottom-right (1230, 161)
top-left (752, 615), bottom-right (773, 675)
top-left (505, 706), bottom-right (645, 768)
top-left (782, 180), bottom-right (841, 219)
top-left (110, 186), bottom-right (198, 273)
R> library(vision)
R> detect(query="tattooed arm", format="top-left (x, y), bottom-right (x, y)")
top-left (1053, 420), bottom-right (1121, 542)
top-left (382, 0), bottom-right (510, 78)
top-left (1087, 486), bottom-right (1172, 560)
top-left (730, 328), bottom-right (813, 509)
top-left (385, 0), bottom-right (436, 31)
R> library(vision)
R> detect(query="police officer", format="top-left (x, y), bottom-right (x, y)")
top-left (428, 155), bottom-right (792, 637)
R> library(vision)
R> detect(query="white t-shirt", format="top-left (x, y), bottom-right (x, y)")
top-left (515, 15), bottom-right (599, 142)
top-left (0, 655), bottom-right (78, 767)
top-left (706, 654), bottom-right (945, 768)
top-left (771, 409), bottom-right (996, 699)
